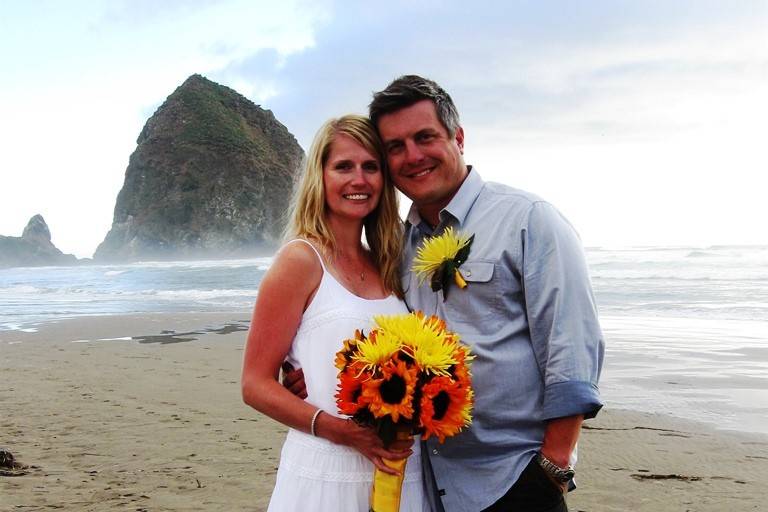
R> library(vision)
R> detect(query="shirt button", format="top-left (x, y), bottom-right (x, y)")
top-left (465, 270), bottom-right (471, 277)
top-left (432, 449), bottom-right (439, 455)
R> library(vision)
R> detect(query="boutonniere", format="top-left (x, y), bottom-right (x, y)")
top-left (411, 227), bottom-right (475, 299)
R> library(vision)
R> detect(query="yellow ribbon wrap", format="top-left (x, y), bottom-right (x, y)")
top-left (370, 458), bottom-right (407, 512)
top-left (370, 429), bottom-right (412, 512)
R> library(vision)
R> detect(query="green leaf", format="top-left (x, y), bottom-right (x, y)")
top-left (441, 260), bottom-right (456, 300)
top-left (430, 262), bottom-right (447, 292)
top-left (455, 234), bottom-right (475, 266)
top-left (377, 416), bottom-right (397, 448)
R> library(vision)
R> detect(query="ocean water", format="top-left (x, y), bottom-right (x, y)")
top-left (587, 246), bottom-right (768, 434)
top-left (1, 246), bottom-right (767, 434)
top-left (0, 257), bottom-right (272, 330)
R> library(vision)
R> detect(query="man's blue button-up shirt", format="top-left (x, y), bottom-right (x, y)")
top-left (402, 168), bottom-right (604, 511)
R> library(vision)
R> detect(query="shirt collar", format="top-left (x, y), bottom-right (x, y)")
top-left (405, 166), bottom-right (484, 230)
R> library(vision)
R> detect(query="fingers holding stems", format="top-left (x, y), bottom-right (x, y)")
top-left (367, 442), bottom-right (413, 475)
top-left (313, 412), bottom-right (412, 476)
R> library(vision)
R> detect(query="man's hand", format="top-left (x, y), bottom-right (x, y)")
top-left (542, 470), bottom-right (568, 494)
top-left (281, 362), bottom-right (307, 399)
top-left (540, 414), bottom-right (583, 494)
top-left (541, 415), bottom-right (582, 467)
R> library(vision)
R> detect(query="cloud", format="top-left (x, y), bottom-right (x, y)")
top-left (208, 0), bottom-right (766, 150)
top-left (0, 0), bottom-right (333, 256)
top-left (197, 1), bottom-right (768, 250)
top-left (2, 0), bottom-right (766, 255)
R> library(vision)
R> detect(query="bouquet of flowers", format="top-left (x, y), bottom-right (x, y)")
top-left (335, 311), bottom-right (474, 512)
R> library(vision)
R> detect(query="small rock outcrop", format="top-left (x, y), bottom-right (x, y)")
top-left (94, 74), bottom-right (304, 261)
top-left (0, 215), bottom-right (78, 268)
top-left (21, 215), bottom-right (52, 242)
top-left (0, 448), bottom-right (28, 477)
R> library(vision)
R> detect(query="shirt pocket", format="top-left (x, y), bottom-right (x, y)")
top-left (443, 259), bottom-right (503, 326)
top-left (460, 260), bottom-right (494, 284)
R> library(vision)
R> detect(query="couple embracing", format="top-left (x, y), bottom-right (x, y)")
top-left (241, 75), bottom-right (604, 512)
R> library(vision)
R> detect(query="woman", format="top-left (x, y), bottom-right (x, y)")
top-left (241, 115), bottom-right (429, 511)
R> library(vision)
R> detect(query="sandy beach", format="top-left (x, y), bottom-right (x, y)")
top-left (2, 314), bottom-right (766, 511)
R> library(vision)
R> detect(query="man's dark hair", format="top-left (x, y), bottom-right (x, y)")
top-left (369, 75), bottom-right (460, 136)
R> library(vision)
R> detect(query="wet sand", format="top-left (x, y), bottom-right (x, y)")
top-left (2, 313), bottom-right (766, 511)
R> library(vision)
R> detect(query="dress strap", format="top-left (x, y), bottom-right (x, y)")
top-left (285, 239), bottom-right (326, 271)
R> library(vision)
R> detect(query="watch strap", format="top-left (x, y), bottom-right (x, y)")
top-left (536, 452), bottom-right (575, 483)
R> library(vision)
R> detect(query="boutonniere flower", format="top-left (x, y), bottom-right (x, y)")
top-left (411, 227), bottom-right (474, 299)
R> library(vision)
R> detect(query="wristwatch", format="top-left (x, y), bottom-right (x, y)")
top-left (535, 452), bottom-right (575, 483)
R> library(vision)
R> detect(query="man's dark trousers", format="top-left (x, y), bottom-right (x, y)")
top-left (481, 458), bottom-right (568, 512)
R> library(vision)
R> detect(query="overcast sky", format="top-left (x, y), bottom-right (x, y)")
top-left (2, 0), bottom-right (766, 258)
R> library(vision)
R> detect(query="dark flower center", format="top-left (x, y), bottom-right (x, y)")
top-left (432, 391), bottom-right (450, 420)
top-left (380, 374), bottom-right (407, 404)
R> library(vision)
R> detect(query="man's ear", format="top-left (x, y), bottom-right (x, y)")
top-left (455, 126), bottom-right (465, 154)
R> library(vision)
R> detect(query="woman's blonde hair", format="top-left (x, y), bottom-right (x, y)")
top-left (284, 114), bottom-right (403, 297)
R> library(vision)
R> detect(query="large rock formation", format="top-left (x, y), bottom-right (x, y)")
top-left (0, 215), bottom-right (78, 268)
top-left (94, 74), bottom-right (303, 261)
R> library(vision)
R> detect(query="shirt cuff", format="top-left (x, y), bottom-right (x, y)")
top-left (542, 380), bottom-right (603, 420)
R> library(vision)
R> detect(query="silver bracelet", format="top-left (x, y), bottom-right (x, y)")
top-left (310, 408), bottom-right (323, 437)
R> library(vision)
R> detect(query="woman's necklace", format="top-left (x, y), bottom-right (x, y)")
top-left (333, 249), bottom-right (367, 282)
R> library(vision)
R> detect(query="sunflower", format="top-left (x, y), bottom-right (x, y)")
top-left (335, 330), bottom-right (364, 373)
top-left (373, 312), bottom-right (459, 376)
top-left (351, 329), bottom-right (403, 372)
top-left (360, 357), bottom-right (417, 423)
top-left (450, 344), bottom-right (473, 387)
top-left (419, 376), bottom-right (473, 443)
top-left (335, 368), bottom-right (369, 416)
top-left (411, 227), bottom-right (474, 294)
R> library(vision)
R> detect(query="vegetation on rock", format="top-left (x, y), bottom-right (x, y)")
top-left (95, 74), bottom-right (303, 261)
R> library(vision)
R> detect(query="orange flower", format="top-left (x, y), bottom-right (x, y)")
top-left (360, 357), bottom-right (417, 422)
top-left (450, 345), bottom-right (472, 387)
top-left (419, 376), bottom-right (473, 443)
top-left (335, 330), bottom-right (364, 373)
top-left (335, 368), bottom-right (369, 416)
top-left (334, 351), bottom-right (349, 374)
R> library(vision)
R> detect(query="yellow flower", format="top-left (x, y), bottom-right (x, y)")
top-left (412, 227), bottom-right (472, 283)
top-left (351, 329), bottom-right (403, 372)
top-left (412, 227), bottom-right (474, 299)
top-left (373, 312), bottom-right (460, 376)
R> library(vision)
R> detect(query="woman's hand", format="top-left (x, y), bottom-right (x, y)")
top-left (315, 414), bottom-right (413, 475)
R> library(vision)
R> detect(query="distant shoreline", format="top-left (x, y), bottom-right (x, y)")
top-left (4, 243), bottom-right (768, 270)
top-left (0, 249), bottom-right (281, 271)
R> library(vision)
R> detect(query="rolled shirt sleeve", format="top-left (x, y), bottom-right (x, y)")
top-left (521, 201), bottom-right (605, 420)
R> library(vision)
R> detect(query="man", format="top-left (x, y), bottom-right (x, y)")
top-left (284, 75), bottom-right (604, 511)
top-left (368, 75), bottom-right (604, 512)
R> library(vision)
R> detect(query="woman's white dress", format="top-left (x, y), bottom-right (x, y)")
top-left (267, 240), bottom-right (429, 512)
